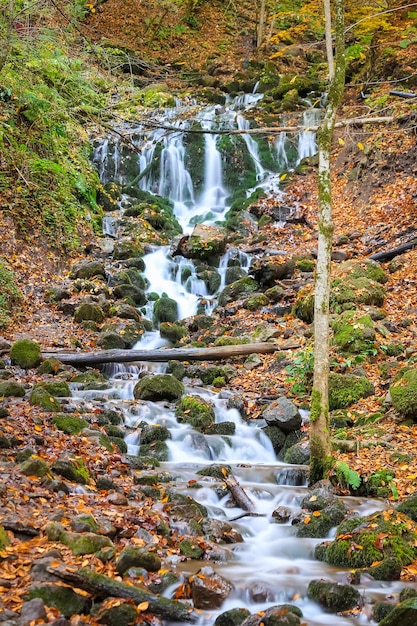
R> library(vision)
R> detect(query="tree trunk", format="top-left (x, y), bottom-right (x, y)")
top-left (309, 0), bottom-right (345, 486)
top-left (257, 0), bottom-right (267, 48)
top-left (42, 342), bottom-right (299, 366)
top-left (224, 474), bottom-right (256, 512)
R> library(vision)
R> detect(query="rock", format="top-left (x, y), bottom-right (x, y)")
top-left (164, 492), bottom-right (208, 523)
top-left (398, 494), bottom-right (417, 520)
top-left (307, 579), bottom-right (360, 612)
top-left (140, 424), bottom-right (171, 444)
top-left (179, 539), bottom-right (205, 559)
top-left (10, 339), bottom-right (42, 369)
top-left (263, 397), bottom-right (302, 433)
top-left (218, 276), bottom-right (259, 307)
top-left (52, 457), bottom-right (90, 484)
top-left (134, 374), bottom-right (184, 402)
top-left (215, 608), bottom-right (252, 626)
top-left (69, 261), bottom-right (106, 280)
top-left (182, 225), bottom-right (227, 261)
top-left (45, 523), bottom-right (113, 556)
top-left (27, 584), bottom-right (90, 618)
top-left (296, 499), bottom-right (346, 538)
top-left (159, 322), bottom-right (187, 343)
top-left (113, 283), bottom-right (147, 306)
top-left (283, 442), bottom-right (310, 465)
top-left (20, 598), bottom-right (47, 623)
top-left (190, 566), bottom-right (233, 609)
top-left (112, 239), bottom-right (144, 260)
top-left (272, 506), bottom-right (293, 523)
top-left (240, 605), bottom-right (302, 626)
top-left (116, 546), bottom-right (161, 574)
top-left (202, 518), bottom-right (243, 544)
top-left (53, 415), bottom-right (88, 435)
top-left (0, 381), bottom-right (25, 397)
top-left (332, 311), bottom-right (375, 354)
top-left (73, 302), bottom-right (105, 324)
top-left (328, 372), bottom-right (374, 409)
top-left (176, 394), bottom-right (215, 432)
top-left (153, 294), bottom-right (178, 323)
top-left (262, 425), bottom-right (287, 455)
top-left (20, 457), bottom-right (50, 478)
top-left (250, 256), bottom-right (295, 287)
top-left (389, 368), bottom-right (417, 419)
top-left (97, 602), bottom-right (137, 626)
top-left (38, 357), bottom-right (65, 375)
top-left (70, 515), bottom-right (99, 533)
top-left (243, 353), bottom-right (262, 369)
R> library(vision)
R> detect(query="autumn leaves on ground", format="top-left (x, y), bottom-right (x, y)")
top-left (1, 0), bottom-right (417, 623)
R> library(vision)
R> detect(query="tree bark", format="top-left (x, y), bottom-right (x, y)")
top-left (47, 566), bottom-right (198, 622)
top-left (309, 0), bottom-right (345, 486)
top-left (224, 474), bottom-right (256, 512)
top-left (42, 342), bottom-right (299, 366)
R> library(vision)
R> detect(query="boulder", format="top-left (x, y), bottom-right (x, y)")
top-left (181, 225), bottom-right (227, 261)
top-left (263, 397), bottom-right (302, 433)
top-left (69, 261), bottom-right (106, 280)
top-left (27, 584), bottom-right (90, 618)
top-left (332, 311), bottom-right (375, 354)
top-left (116, 546), bottom-right (161, 574)
top-left (328, 372), bottom-right (374, 409)
top-left (307, 579), bottom-right (360, 612)
top-left (190, 566), bottom-right (233, 609)
top-left (176, 394), bottom-right (215, 432)
top-left (153, 294), bottom-right (178, 323)
top-left (0, 381), bottom-right (25, 397)
top-left (10, 339), bottom-right (42, 368)
top-left (389, 368), bottom-right (417, 419)
top-left (133, 374), bottom-right (184, 401)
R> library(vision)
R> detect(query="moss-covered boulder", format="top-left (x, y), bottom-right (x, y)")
top-left (159, 322), bottom-right (187, 343)
top-left (218, 277), bottom-right (259, 307)
top-left (97, 602), bottom-right (137, 626)
top-left (378, 598), bottom-right (417, 625)
top-left (74, 302), bottom-right (106, 324)
top-left (0, 381), bottom-right (25, 397)
top-left (113, 283), bottom-right (147, 306)
top-left (70, 261), bottom-right (106, 280)
top-left (112, 239), bottom-right (144, 260)
top-left (176, 394), bottom-right (215, 432)
top-left (328, 372), bottom-right (374, 409)
top-left (41, 381), bottom-right (71, 397)
top-left (337, 259), bottom-right (388, 284)
top-left (52, 457), bottom-right (90, 484)
top-left (330, 276), bottom-right (386, 309)
top-left (27, 584), bottom-right (90, 618)
top-left (389, 369), bottom-right (417, 420)
top-left (10, 339), bottom-right (42, 368)
top-left (215, 608), bottom-right (251, 626)
top-left (398, 494), bottom-right (417, 521)
top-left (140, 424), bottom-right (171, 444)
top-left (239, 604), bottom-right (302, 626)
top-left (250, 257), bottom-right (295, 287)
top-left (138, 441), bottom-right (169, 462)
top-left (183, 224), bottom-right (227, 262)
top-left (243, 293), bottom-right (269, 310)
top-left (97, 332), bottom-right (127, 350)
top-left (153, 294), bottom-right (178, 324)
top-left (116, 546), bottom-right (162, 574)
top-left (45, 522), bottom-right (113, 555)
top-left (133, 374), bottom-right (184, 402)
top-left (29, 387), bottom-right (61, 411)
top-left (20, 456), bottom-right (51, 477)
top-left (332, 311), bottom-right (375, 354)
top-left (307, 580), bottom-right (360, 612)
top-left (38, 357), bottom-right (65, 375)
top-left (292, 285), bottom-right (315, 323)
top-left (110, 267), bottom-right (147, 291)
top-left (53, 414), bottom-right (88, 435)
top-left (315, 510), bottom-right (417, 580)
top-left (164, 492), bottom-right (208, 523)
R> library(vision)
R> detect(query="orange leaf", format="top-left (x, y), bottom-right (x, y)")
top-left (138, 601), bottom-right (149, 611)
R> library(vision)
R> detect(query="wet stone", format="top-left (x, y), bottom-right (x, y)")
top-left (190, 565), bottom-right (233, 609)
top-left (263, 397), bottom-right (302, 433)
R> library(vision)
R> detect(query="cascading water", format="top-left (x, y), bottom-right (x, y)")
top-left (87, 95), bottom-right (397, 625)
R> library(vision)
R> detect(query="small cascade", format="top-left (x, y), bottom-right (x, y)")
top-left (297, 108), bottom-right (321, 164)
top-left (236, 114), bottom-right (266, 181)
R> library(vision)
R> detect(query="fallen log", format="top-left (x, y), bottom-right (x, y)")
top-left (224, 473), bottom-right (257, 512)
top-left (369, 238), bottom-right (417, 262)
top-left (43, 342), bottom-right (300, 366)
top-left (47, 566), bottom-right (198, 623)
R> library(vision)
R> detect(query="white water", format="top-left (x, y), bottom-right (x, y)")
top-left (88, 96), bottom-right (400, 625)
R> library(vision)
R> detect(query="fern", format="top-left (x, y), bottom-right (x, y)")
top-left (335, 461), bottom-right (361, 490)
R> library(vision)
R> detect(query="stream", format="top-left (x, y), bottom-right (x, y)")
top-left (85, 93), bottom-right (402, 624)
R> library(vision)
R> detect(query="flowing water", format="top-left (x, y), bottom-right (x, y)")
top-left (87, 95), bottom-right (401, 624)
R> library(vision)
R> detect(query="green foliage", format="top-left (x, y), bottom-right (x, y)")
top-left (285, 346), bottom-right (314, 393)
top-left (0, 258), bottom-right (22, 327)
top-left (334, 461), bottom-right (361, 490)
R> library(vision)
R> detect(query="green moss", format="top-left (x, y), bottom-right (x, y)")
top-left (116, 546), bottom-right (161, 574)
top-left (218, 276), bottom-right (259, 307)
top-left (179, 539), bottom-right (204, 559)
top-left (379, 597), bottom-right (417, 625)
top-left (153, 295), bottom-right (178, 324)
top-left (97, 602), bottom-right (137, 626)
top-left (0, 381), bottom-right (25, 397)
top-left (176, 394), bottom-right (215, 432)
top-left (159, 322), bottom-right (187, 343)
top-left (0, 259), bottom-right (23, 328)
top-left (20, 456), bottom-right (51, 477)
top-left (52, 414), bottom-right (88, 435)
top-left (330, 276), bottom-right (385, 308)
top-left (243, 293), bottom-right (269, 310)
top-left (292, 286), bottom-right (315, 323)
top-left (328, 373), bottom-right (374, 409)
top-left (74, 302), bottom-right (105, 324)
top-left (390, 369), bottom-right (417, 419)
top-left (138, 441), bottom-right (169, 462)
top-left (10, 339), bottom-right (42, 368)
top-left (213, 336), bottom-right (250, 346)
top-left (341, 259), bottom-right (388, 284)
top-left (52, 457), bottom-right (90, 484)
top-left (332, 311), bottom-right (375, 354)
top-left (310, 389), bottom-right (322, 422)
top-left (307, 580), bottom-right (360, 612)
top-left (29, 387), bottom-right (61, 411)
top-left (133, 374), bottom-right (184, 402)
top-left (28, 584), bottom-right (90, 617)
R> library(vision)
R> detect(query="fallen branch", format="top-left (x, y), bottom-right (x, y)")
top-left (369, 238), bottom-right (417, 262)
top-left (224, 474), bottom-right (256, 512)
top-left (43, 342), bottom-right (299, 366)
top-left (47, 567), bottom-right (198, 622)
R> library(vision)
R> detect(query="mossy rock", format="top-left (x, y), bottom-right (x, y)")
top-left (112, 240), bottom-right (144, 260)
top-left (330, 276), bottom-right (385, 309)
top-left (283, 442), bottom-right (310, 465)
top-left (218, 277), bottom-right (259, 307)
top-left (138, 441), bottom-right (169, 462)
top-left (328, 373), bottom-right (374, 409)
top-left (243, 293), bottom-right (269, 310)
top-left (307, 579), bottom-right (360, 612)
top-left (10, 339), bottom-right (42, 368)
top-left (140, 424), bottom-right (171, 444)
top-left (214, 336), bottom-right (250, 347)
top-left (251, 257), bottom-right (295, 287)
top-left (0, 381), bottom-right (25, 397)
top-left (379, 597), bottom-right (417, 625)
top-left (112, 284), bottom-right (147, 306)
top-left (206, 421), bottom-right (236, 435)
top-left (185, 224), bottom-right (227, 262)
top-left (71, 371), bottom-right (108, 384)
top-left (389, 369), bottom-right (417, 420)
top-left (0, 524), bottom-right (10, 549)
top-left (214, 608), bottom-right (251, 626)
top-left (373, 602), bottom-right (396, 622)
top-left (20, 456), bottom-right (51, 477)
top-left (292, 285), bottom-right (315, 323)
top-left (133, 374), bottom-right (184, 402)
top-left (52, 457), bottom-right (90, 484)
top-left (27, 584), bottom-right (90, 618)
top-left (29, 387), bottom-right (61, 411)
top-left (70, 261), bottom-right (106, 280)
top-left (398, 494), bottom-right (417, 521)
top-left (98, 332), bottom-right (127, 350)
top-left (153, 295), bottom-right (178, 324)
top-left (110, 267), bottom-right (147, 290)
top-left (53, 414), bottom-right (88, 435)
top-left (296, 258), bottom-right (315, 272)
top-left (97, 602), bottom-right (137, 626)
top-left (41, 381), bottom-right (71, 397)
top-left (71, 514), bottom-right (100, 533)
top-left (315, 511), bottom-right (417, 578)
top-left (179, 539), bottom-right (204, 559)
top-left (159, 322), bottom-right (187, 343)
top-left (361, 469), bottom-right (396, 498)
top-left (338, 259), bottom-right (388, 284)
top-left (38, 357), bottom-right (65, 375)
top-left (164, 492), bottom-right (208, 521)
top-left (176, 394), bottom-right (215, 432)
top-left (332, 311), bottom-right (375, 354)
top-left (262, 425), bottom-right (287, 455)
top-left (198, 269), bottom-right (221, 294)
top-left (74, 302), bottom-right (105, 324)
top-left (116, 546), bottom-right (162, 574)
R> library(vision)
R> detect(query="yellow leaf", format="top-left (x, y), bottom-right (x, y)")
top-left (313, 510), bottom-right (321, 517)
top-left (138, 601), bottom-right (149, 612)
top-left (304, 516), bottom-right (311, 524)
top-left (357, 141), bottom-right (364, 150)
top-left (309, 495), bottom-right (317, 501)
top-left (290, 75), bottom-right (297, 83)
top-left (280, 173), bottom-right (287, 181)
top-left (338, 137), bottom-right (345, 146)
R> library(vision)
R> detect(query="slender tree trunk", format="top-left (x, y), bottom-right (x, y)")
top-left (323, 0), bottom-right (334, 80)
top-left (309, 0), bottom-right (345, 486)
top-left (257, 0), bottom-right (267, 48)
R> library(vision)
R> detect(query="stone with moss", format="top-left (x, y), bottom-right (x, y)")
top-left (116, 546), bottom-right (161, 574)
top-left (284, 442), bottom-right (310, 465)
top-left (45, 522), bottom-right (113, 555)
top-left (140, 424), bottom-right (171, 445)
top-left (72, 371), bottom-right (108, 385)
top-left (214, 336), bottom-right (250, 347)
top-left (112, 239), bottom-right (144, 260)
top-left (98, 332), bottom-right (126, 350)
top-left (134, 374), bottom-right (184, 402)
top-left (198, 269), bottom-right (222, 294)
top-left (179, 539), bottom-right (205, 559)
top-left (251, 257), bottom-right (295, 287)
top-left (159, 322), bottom-right (187, 343)
top-left (0, 524), bottom-right (10, 549)
top-left (52, 457), bottom-right (90, 484)
top-left (206, 421), bottom-right (236, 435)
top-left (110, 267), bottom-right (147, 291)
top-left (96, 601), bottom-right (137, 626)
top-left (378, 597), bottom-right (417, 625)
top-left (332, 311), bottom-right (375, 354)
top-left (331, 276), bottom-right (386, 309)
top-left (153, 294), bottom-right (178, 324)
top-left (10, 339), bottom-right (42, 368)
top-left (397, 494), bottom-right (417, 521)
top-left (338, 259), bottom-right (388, 284)
top-left (218, 277), bottom-right (259, 307)
top-left (296, 257), bottom-right (315, 272)
top-left (70, 261), bottom-right (106, 280)
top-left (139, 441), bottom-right (169, 462)
top-left (292, 285), bottom-right (315, 323)
top-left (373, 602), bottom-right (395, 622)
top-left (328, 372), bottom-right (374, 409)
top-left (243, 293), bottom-right (269, 311)
top-left (176, 394), bottom-right (215, 432)
top-left (29, 387), bottom-right (61, 411)
top-left (0, 381), bottom-right (25, 397)
top-left (262, 425), bottom-right (287, 455)
top-left (389, 369), bottom-right (417, 419)
top-left (214, 608), bottom-right (251, 626)
top-left (42, 380), bottom-right (71, 397)
top-left (307, 579), bottom-right (360, 612)
top-left (27, 584), bottom-right (90, 618)
top-left (74, 302), bottom-right (105, 324)
top-left (70, 514), bottom-right (99, 533)
top-left (20, 456), bottom-right (51, 477)
top-left (164, 492), bottom-right (208, 522)
top-left (315, 511), bottom-right (417, 579)
top-left (38, 357), bottom-right (65, 375)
